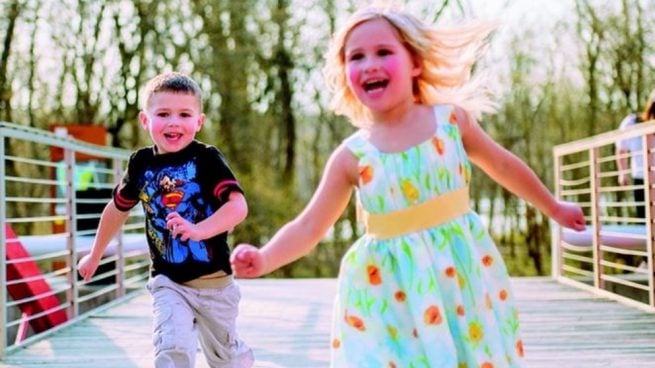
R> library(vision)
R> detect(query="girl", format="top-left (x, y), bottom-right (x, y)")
top-left (231, 4), bottom-right (586, 368)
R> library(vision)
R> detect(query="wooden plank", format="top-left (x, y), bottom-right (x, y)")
top-left (1, 278), bottom-right (655, 368)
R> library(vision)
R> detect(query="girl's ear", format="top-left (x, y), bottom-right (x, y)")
top-left (411, 55), bottom-right (422, 77)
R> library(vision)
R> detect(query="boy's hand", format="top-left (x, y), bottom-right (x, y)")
top-left (166, 212), bottom-right (200, 241)
top-left (230, 244), bottom-right (265, 278)
top-left (78, 254), bottom-right (100, 282)
top-left (552, 201), bottom-right (586, 232)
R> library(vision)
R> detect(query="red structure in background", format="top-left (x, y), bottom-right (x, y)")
top-left (49, 124), bottom-right (108, 162)
top-left (49, 124), bottom-right (108, 234)
top-left (5, 224), bottom-right (68, 342)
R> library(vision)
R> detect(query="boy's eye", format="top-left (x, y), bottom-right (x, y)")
top-left (156, 112), bottom-right (169, 117)
top-left (180, 112), bottom-right (192, 118)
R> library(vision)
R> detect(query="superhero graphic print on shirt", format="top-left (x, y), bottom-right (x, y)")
top-left (139, 161), bottom-right (213, 264)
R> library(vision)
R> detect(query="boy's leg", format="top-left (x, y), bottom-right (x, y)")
top-left (193, 281), bottom-right (254, 368)
top-left (147, 275), bottom-right (199, 368)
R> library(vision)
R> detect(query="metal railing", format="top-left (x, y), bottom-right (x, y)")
top-left (553, 120), bottom-right (655, 313)
top-left (0, 122), bottom-right (149, 358)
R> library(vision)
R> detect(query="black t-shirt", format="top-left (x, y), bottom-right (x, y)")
top-left (113, 140), bottom-right (243, 283)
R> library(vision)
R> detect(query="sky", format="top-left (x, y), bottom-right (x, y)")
top-left (469, 0), bottom-right (582, 92)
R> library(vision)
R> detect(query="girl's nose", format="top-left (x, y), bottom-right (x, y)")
top-left (362, 58), bottom-right (381, 74)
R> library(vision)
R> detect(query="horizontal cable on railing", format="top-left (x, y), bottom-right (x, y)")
top-left (7, 250), bottom-right (70, 263)
top-left (562, 252), bottom-right (594, 263)
top-left (5, 303), bottom-right (69, 329)
top-left (598, 216), bottom-right (645, 223)
top-left (561, 242), bottom-right (593, 253)
top-left (124, 274), bottom-right (149, 287)
top-left (599, 245), bottom-right (648, 257)
top-left (6, 284), bottom-right (70, 309)
top-left (562, 264), bottom-right (594, 277)
top-left (558, 177), bottom-right (591, 186)
top-left (599, 259), bottom-right (648, 274)
top-left (5, 268), bottom-right (70, 286)
top-left (560, 188), bottom-right (592, 196)
top-left (6, 216), bottom-right (66, 223)
top-left (600, 274), bottom-right (650, 291)
top-left (597, 155), bottom-right (623, 164)
top-left (5, 197), bottom-right (66, 204)
top-left (560, 160), bottom-right (591, 170)
top-left (0, 122), bottom-right (130, 159)
top-left (77, 285), bottom-right (120, 304)
top-left (4, 176), bottom-right (60, 185)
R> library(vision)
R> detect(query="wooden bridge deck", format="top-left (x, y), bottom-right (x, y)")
top-left (2, 277), bottom-right (655, 368)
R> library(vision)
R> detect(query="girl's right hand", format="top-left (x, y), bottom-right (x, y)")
top-left (552, 201), bottom-right (587, 232)
top-left (231, 244), bottom-right (266, 278)
top-left (78, 254), bottom-right (100, 282)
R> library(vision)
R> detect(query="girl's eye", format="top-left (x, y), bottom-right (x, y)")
top-left (157, 112), bottom-right (169, 117)
top-left (348, 53), bottom-right (364, 61)
top-left (378, 49), bottom-right (392, 57)
top-left (180, 113), bottom-right (192, 118)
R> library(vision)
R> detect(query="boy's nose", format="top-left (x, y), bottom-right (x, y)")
top-left (167, 116), bottom-right (181, 126)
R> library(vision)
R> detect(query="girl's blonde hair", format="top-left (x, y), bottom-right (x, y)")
top-left (322, 3), bottom-right (497, 126)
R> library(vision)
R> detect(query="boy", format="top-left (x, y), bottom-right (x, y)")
top-left (78, 72), bottom-right (254, 368)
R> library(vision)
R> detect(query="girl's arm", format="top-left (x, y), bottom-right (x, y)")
top-left (232, 144), bottom-right (358, 277)
top-left (456, 106), bottom-right (585, 231)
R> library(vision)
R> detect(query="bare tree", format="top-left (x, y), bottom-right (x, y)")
top-left (0, 0), bottom-right (21, 123)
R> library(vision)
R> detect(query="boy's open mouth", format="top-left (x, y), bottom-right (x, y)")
top-left (164, 132), bottom-right (182, 140)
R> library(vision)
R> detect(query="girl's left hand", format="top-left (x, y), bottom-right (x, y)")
top-left (166, 212), bottom-right (200, 241)
top-left (552, 201), bottom-right (586, 231)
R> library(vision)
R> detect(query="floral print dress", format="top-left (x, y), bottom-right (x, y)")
top-left (331, 105), bottom-right (524, 368)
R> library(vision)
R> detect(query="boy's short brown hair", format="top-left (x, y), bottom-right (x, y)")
top-left (141, 72), bottom-right (202, 110)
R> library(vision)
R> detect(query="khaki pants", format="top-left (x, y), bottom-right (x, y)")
top-left (146, 274), bottom-right (254, 368)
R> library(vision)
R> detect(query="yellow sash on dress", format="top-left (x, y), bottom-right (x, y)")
top-left (359, 186), bottom-right (470, 240)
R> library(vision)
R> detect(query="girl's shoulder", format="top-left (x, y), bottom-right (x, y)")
top-left (342, 130), bottom-right (371, 159)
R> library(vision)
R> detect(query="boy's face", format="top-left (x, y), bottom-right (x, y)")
top-left (139, 91), bottom-right (205, 154)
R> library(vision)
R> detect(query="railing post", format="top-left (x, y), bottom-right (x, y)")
top-left (113, 158), bottom-right (125, 298)
top-left (65, 147), bottom-right (79, 318)
top-left (0, 134), bottom-right (7, 358)
top-left (643, 134), bottom-right (655, 307)
top-left (590, 147), bottom-right (602, 289)
top-left (552, 152), bottom-right (562, 279)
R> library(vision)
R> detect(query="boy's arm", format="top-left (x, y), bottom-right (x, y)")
top-left (78, 201), bottom-right (131, 281)
top-left (167, 191), bottom-right (247, 241)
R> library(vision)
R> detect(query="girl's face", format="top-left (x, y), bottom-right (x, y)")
top-left (139, 92), bottom-right (205, 154)
top-left (344, 18), bottom-right (421, 115)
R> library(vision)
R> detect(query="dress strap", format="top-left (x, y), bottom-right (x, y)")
top-left (342, 130), bottom-right (373, 159)
top-left (433, 104), bottom-right (456, 126)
